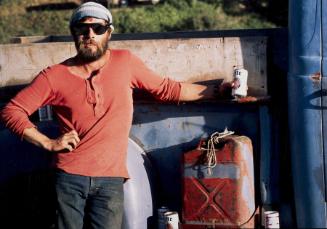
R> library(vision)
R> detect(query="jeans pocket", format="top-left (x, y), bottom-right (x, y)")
top-left (92, 177), bottom-right (124, 199)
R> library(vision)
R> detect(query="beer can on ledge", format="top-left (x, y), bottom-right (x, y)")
top-left (232, 68), bottom-right (248, 97)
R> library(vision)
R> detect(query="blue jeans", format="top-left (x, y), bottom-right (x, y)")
top-left (54, 170), bottom-right (124, 229)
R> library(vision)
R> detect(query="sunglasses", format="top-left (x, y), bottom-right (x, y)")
top-left (72, 23), bottom-right (111, 36)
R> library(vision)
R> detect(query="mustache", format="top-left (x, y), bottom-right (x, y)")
top-left (79, 39), bottom-right (97, 46)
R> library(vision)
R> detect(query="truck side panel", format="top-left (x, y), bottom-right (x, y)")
top-left (288, 0), bottom-right (326, 227)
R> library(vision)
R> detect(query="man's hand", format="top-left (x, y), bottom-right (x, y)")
top-left (23, 128), bottom-right (80, 152)
top-left (216, 79), bottom-right (241, 98)
top-left (45, 130), bottom-right (80, 152)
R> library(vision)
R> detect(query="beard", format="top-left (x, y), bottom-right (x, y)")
top-left (74, 35), bottom-right (109, 62)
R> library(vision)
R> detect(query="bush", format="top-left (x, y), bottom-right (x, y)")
top-left (113, 4), bottom-right (189, 33)
top-left (113, 1), bottom-right (223, 33)
top-left (179, 1), bottom-right (219, 31)
top-left (0, 0), bottom-right (277, 44)
top-left (0, 10), bottom-right (71, 42)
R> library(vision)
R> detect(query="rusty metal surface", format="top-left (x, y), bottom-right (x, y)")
top-left (288, 0), bottom-right (326, 227)
top-left (0, 29), bottom-right (292, 228)
top-left (182, 136), bottom-right (255, 228)
top-left (0, 37), bottom-right (267, 95)
top-left (0, 102), bottom-right (261, 228)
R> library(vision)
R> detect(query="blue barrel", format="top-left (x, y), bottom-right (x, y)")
top-left (288, 0), bottom-right (326, 227)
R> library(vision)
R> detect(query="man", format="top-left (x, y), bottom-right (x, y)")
top-left (0, 2), bottom-right (237, 229)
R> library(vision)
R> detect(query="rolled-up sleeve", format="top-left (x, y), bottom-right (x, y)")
top-left (129, 52), bottom-right (181, 102)
top-left (0, 71), bottom-right (54, 138)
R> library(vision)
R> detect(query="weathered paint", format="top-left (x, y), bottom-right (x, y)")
top-left (322, 0), bottom-right (327, 205)
top-left (0, 29), bottom-right (289, 228)
top-left (184, 164), bottom-right (240, 179)
top-left (182, 136), bottom-right (255, 228)
top-left (129, 102), bottom-right (261, 215)
top-left (0, 102), bottom-right (262, 228)
top-left (288, 0), bottom-right (326, 227)
top-left (0, 43), bottom-right (76, 86)
top-left (0, 37), bottom-right (267, 95)
top-left (311, 72), bottom-right (321, 82)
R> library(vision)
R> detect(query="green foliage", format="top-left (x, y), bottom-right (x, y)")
top-left (113, 4), bottom-right (187, 33)
top-left (164, 0), bottom-right (190, 9)
top-left (0, 0), bottom-right (278, 44)
top-left (113, 0), bottom-right (276, 33)
top-left (0, 10), bottom-right (71, 43)
top-left (178, 1), bottom-right (220, 31)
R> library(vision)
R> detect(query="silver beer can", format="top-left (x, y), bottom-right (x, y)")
top-left (164, 211), bottom-right (179, 229)
top-left (264, 211), bottom-right (280, 228)
top-left (232, 68), bottom-right (248, 97)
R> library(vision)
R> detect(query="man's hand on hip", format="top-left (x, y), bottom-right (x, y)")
top-left (23, 128), bottom-right (80, 152)
top-left (45, 130), bottom-right (80, 152)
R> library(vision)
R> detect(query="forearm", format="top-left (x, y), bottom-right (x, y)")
top-left (179, 83), bottom-right (216, 101)
top-left (23, 127), bottom-right (53, 151)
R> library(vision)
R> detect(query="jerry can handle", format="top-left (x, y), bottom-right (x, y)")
top-left (199, 128), bottom-right (235, 175)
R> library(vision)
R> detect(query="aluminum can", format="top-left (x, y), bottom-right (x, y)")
top-left (164, 211), bottom-right (179, 229)
top-left (158, 206), bottom-right (169, 229)
top-left (232, 68), bottom-right (248, 97)
top-left (264, 211), bottom-right (280, 228)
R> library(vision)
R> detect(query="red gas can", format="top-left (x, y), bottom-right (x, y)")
top-left (182, 135), bottom-right (255, 228)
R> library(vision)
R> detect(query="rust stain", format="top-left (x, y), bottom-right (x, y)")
top-left (183, 136), bottom-right (255, 227)
top-left (311, 72), bottom-right (321, 81)
top-left (236, 96), bottom-right (258, 103)
top-left (27, 46), bottom-right (37, 65)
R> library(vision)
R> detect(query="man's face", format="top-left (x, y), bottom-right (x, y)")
top-left (72, 17), bottom-right (112, 62)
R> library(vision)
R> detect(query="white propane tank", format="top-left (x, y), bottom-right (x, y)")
top-left (122, 138), bottom-right (156, 229)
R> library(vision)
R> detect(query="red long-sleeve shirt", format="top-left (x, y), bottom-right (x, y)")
top-left (0, 49), bottom-right (181, 177)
